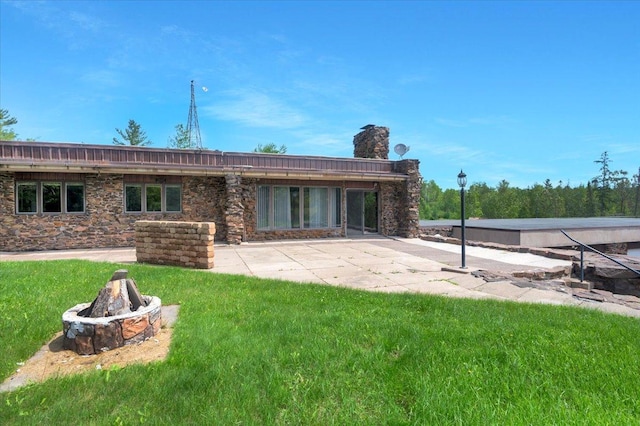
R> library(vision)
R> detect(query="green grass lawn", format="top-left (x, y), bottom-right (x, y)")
top-left (1, 260), bottom-right (639, 425)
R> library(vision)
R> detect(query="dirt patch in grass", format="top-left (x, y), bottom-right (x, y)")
top-left (1, 305), bottom-right (179, 393)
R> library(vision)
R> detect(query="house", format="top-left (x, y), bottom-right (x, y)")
top-left (0, 126), bottom-right (421, 251)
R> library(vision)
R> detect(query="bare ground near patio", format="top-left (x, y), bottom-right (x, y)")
top-left (1, 305), bottom-right (179, 393)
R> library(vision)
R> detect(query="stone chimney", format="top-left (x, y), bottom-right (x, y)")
top-left (353, 125), bottom-right (389, 159)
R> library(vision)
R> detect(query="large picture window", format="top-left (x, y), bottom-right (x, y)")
top-left (257, 185), bottom-right (341, 230)
top-left (16, 181), bottom-right (85, 214)
top-left (304, 187), bottom-right (328, 228)
top-left (125, 183), bottom-right (182, 213)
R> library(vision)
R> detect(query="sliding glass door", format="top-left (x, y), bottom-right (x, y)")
top-left (346, 190), bottom-right (378, 235)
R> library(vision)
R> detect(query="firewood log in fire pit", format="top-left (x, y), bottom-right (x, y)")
top-left (79, 269), bottom-right (148, 318)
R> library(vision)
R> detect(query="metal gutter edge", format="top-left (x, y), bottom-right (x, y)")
top-left (0, 164), bottom-right (408, 182)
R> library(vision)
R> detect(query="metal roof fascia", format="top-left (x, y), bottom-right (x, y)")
top-left (0, 163), bottom-right (408, 181)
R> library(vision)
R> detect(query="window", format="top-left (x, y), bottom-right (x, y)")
top-left (257, 185), bottom-right (341, 230)
top-left (146, 185), bottom-right (162, 212)
top-left (274, 186), bottom-right (300, 229)
top-left (66, 184), bottom-right (85, 212)
top-left (125, 183), bottom-right (182, 213)
top-left (166, 185), bottom-right (182, 212)
top-left (304, 187), bottom-right (328, 228)
top-left (257, 186), bottom-right (270, 229)
top-left (42, 183), bottom-right (62, 213)
top-left (17, 183), bottom-right (37, 213)
top-left (330, 187), bottom-right (342, 227)
top-left (16, 181), bottom-right (85, 214)
top-left (125, 185), bottom-right (142, 212)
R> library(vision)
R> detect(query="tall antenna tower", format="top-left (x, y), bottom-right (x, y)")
top-left (186, 80), bottom-right (202, 150)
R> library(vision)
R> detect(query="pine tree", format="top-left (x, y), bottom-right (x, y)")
top-left (113, 119), bottom-right (151, 146)
top-left (254, 143), bottom-right (287, 154)
top-left (0, 108), bottom-right (19, 140)
top-left (168, 124), bottom-right (192, 149)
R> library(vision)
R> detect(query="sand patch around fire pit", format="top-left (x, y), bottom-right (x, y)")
top-left (0, 305), bottom-right (180, 393)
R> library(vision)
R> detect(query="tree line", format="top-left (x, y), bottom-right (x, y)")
top-left (421, 152), bottom-right (640, 219)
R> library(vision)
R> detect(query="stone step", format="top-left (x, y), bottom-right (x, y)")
top-left (564, 278), bottom-right (593, 290)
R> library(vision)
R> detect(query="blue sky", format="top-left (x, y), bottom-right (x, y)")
top-left (1, 1), bottom-right (638, 189)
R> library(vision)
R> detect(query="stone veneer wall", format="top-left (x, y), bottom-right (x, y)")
top-left (181, 176), bottom-right (226, 240)
top-left (0, 172), bottom-right (227, 251)
top-left (394, 159), bottom-right (422, 238)
top-left (379, 181), bottom-right (402, 236)
top-left (0, 172), bottom-right (16, 241)
top-left (0, 172), bottom-right (133, 251)
top-left (135, 220), bottom-right (215, 269)
top-left (224, 174), bottom-right (245, 244)
top-left (352, 125), bottom-right (421, 238)
top-left (378, 160), bottom-right (421, 238)
top-left (242, 178), bottom-right (258, 240)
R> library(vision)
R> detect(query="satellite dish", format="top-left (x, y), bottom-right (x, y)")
top-left (394, 143), bottom-right (410, 158)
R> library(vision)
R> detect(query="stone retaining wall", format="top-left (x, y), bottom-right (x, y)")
top-left (135, 221), bottom-right (215, 269)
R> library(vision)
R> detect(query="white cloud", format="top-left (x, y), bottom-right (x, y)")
top-left (397, 73), bottom-right (429, 86)
top-left (468, 115), bottom-right (516, 126)
top-left (288, 130), bottom-right (352, 157)
top-left (161, 24), bottom-right (193, 39)
top-left (68, 10), bottom-right (106, 33)
top-left (80, 69), bottom-right (121, 87)
top-left (419, 140), bottom-right (486, 163)
top-left (435, 115), bottom-right (516, 128)
top-left (203, 89), bottom-right (308, 129)
top-left (434, 118), bottom-right (468, 128)
top-left (9, 2), bottom-right (109, 49)
top-left (607, 142), bottom-right (640, 155)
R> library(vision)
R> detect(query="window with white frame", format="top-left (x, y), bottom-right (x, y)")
top-left (257, 185), bottom-right (341, 230)
top-left (16, 181), bottom-right (85, 214)
top-left (124, 183), bottom-right (182, 213)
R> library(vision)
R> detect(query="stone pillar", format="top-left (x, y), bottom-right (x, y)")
top-left (353, 125), bottom-right (390, 159)
top-left (394, 159), bottom-right (422, 238)
top-left (0, 172), bottom-right (15, 251)
top-left (225, 173), bottom-right (244, 244)
top-left (0, 172), bottom-right (14, 216)
top-left (378, 181), bottom-right (401, 236)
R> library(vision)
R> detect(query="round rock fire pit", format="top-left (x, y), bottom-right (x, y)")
top-left (62, 270), bottom-right (162, 355)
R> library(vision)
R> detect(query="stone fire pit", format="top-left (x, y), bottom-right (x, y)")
top-left (62, 270), bottom-right (162, 355)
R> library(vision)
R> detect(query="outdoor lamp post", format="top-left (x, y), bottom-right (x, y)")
top-left (457, 170), bottom-right (467, 269)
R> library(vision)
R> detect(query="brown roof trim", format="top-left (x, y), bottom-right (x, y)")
top-left (0, 141), bottom-right (409, 182)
